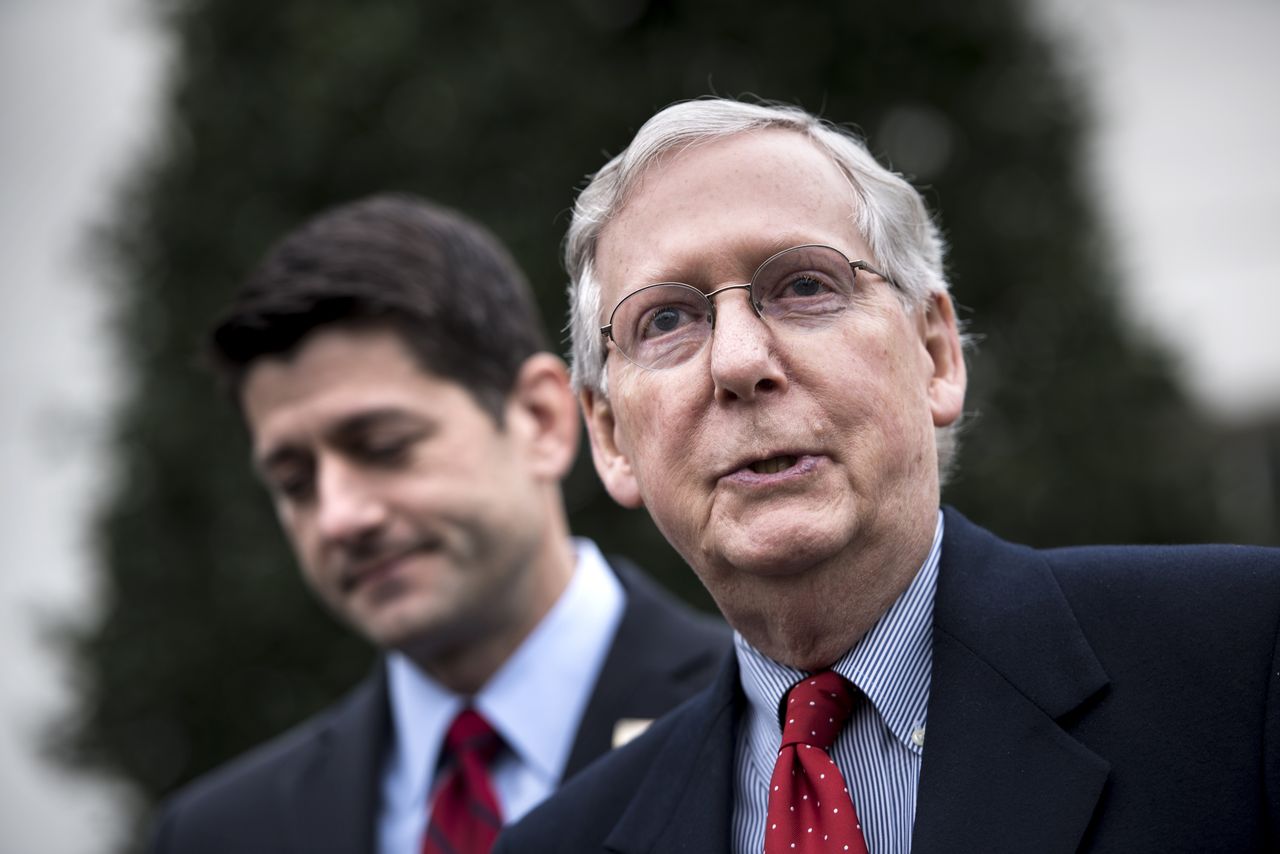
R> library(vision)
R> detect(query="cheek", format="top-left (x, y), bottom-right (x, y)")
top-left (295, 550), bottom-right (337, 607)
top-left (810, 333), bottom-right (934, 454)
top-left (639, 453), bottom-right (705, 519)
top-left (275, 509), bottom-right (328, 587)
top-left (615, 384), bottom-right (710, 511)
top-left (275, 506), bottom-right (309, 555)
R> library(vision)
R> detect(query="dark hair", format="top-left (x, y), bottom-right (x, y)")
top-left (209, 193), bottom-right (547, 421)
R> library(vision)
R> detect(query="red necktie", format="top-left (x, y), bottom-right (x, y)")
top-left (765, 671), bottom-right (869, 854)
top-left (422, 709), bottom-right (504, 854)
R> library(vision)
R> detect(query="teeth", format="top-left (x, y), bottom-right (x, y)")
top-left (749, 455), bottom-right (797, 474)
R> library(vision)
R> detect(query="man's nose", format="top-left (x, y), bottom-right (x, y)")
top-left (707, 288), bottom-right (788, 403)
top-left (314, 460), bottom-right (387, 545)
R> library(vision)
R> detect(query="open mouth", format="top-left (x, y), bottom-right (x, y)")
top-left (748, 455), bottom-right (798, 474)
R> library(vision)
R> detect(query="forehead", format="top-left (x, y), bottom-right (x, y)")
top-left (239, 325), bottom-right (476, 450)
top-left (595, 129), bottom-right (867, 296)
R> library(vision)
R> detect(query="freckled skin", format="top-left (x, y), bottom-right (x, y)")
top-left (582, 130), bottom-right (966, 669)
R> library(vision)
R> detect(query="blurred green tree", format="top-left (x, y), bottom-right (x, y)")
top-left (64, 0), bottom-right (1245, 848)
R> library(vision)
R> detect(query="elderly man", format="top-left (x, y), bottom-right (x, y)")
top-left (495, 100), bottom-right (1280, 853)
top-left (147, 194), bottom-right (729, 854)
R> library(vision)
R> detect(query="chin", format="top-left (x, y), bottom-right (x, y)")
top-left (352, 600), bottom-right (439, 650)
top-left (708, 514), bottom-right (850, 575)
top-left (354, 618), bottom-right (414, 651)
top-left (716, 535), bottom-right (847, 578)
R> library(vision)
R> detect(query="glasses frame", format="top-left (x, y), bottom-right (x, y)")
top-left (599, 243), bottom-right (897, 368)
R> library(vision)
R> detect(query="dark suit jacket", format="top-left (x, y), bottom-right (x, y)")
top-left (496, 508), bottom-right (1280, 853)
top-left (148, 558), bottom-right (730, 854)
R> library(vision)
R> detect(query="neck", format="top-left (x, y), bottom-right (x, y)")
top-left (730, 508), bottom-right (937, 671)
top-left (404, 501), bottom-right (577, 695)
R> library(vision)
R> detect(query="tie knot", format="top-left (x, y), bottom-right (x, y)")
top-left (779, 671), bottom-right (856, 751)
top-left (444, 709), bottom-right (502, 762)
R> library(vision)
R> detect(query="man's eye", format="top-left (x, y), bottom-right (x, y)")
top-left (640, 305), bottom-right (696, 339)
top-left (786, 275), bottom-right (828, 297)
top-left (359, 438), bottom-right (414, 462)
top-left (273, 471), bottom-right (314, 501)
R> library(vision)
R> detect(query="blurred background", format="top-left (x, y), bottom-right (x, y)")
top-left (2, 0), bottom-right (1277, 851)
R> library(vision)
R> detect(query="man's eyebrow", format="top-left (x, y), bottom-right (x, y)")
top-left (329, 408), bottom-right (435, 442)
top-left (635, 239), bottom-right (816, 289)
top-left (253, 408), bottom-right (435, 474)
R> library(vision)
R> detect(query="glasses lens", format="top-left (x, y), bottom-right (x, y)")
top-left (610, 283), bottom-right (710, 369)
top-left (753, 245), bottom-right (856, 323)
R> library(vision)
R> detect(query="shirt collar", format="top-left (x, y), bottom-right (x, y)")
top-left (383, 537), bottom-right (625, 802)
top-left (736, 510), bottom-right (943, 760)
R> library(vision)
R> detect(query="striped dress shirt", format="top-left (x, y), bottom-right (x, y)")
top-left (731, 512), bottom-right (943, 854)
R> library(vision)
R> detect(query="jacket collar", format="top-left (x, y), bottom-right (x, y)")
top-left (604, 654), bottom-right (741, 854)
top-left (592, 509), bottom-right (1114, 854)
top-left (281, 666), bottom-right (388, 854)
top-left (275, 556), bottom-right (729, 852)
top-left (912, 507), bottom-right (1111, 853)
top-left (563, 556), bottom-right (729, 780)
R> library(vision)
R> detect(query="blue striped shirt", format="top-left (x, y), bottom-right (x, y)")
top-left (731, 512), bottom-right (943, 854)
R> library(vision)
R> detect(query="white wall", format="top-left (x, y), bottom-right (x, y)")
top-left (0, 1), bottom-right (163, 850)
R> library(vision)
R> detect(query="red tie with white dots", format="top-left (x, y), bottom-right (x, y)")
top-left (765, 671), bottom-right (869, 854)
top-left (422, 709), bottom-right (504, 854)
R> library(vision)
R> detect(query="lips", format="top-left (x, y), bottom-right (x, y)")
top-left (340, 555), bottom-right (403, 594)
top-left (719, 451), bottom-right (822, 486)
top-left (748, 455), bottom-right (798, 474)
top-left (338, 539), bottom-right (440, 593)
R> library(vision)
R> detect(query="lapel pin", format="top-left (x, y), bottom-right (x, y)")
top-left (612, 718), bottom-right (654, 748)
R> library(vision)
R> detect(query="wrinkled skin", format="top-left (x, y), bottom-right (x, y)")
top-left (582, 130), bottom-right (966, 669)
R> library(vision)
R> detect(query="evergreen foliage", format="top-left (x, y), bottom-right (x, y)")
top-left (66, 0), bottom-right (1239, 846)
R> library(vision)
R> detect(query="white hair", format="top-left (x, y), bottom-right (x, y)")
top-left (564, 97), bottom-right (965, 478)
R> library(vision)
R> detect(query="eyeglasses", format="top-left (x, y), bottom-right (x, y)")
top-left (600, 244), bottom-right (897, 370)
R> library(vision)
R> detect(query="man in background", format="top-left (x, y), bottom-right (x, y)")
top-left (148, 193), bottom-right (728, 854)
top-left (496, 98), bottom-right (1280, 852)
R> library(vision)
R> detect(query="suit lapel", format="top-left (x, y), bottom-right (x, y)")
top-left (281, 667), bottom-right (390, 854)
top-left (563, 558), bottom-right (728, 780)
top-left (913, 510), bottom-right (1111, 854)
top-left (271, 560), bottom-right (721, 851)
top-left (605, 656), bottom-right (741, 854)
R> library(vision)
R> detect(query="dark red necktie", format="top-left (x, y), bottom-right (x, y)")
top-left (765, 671), bottom-right (869, 854)
top-left (422, 709), bottom-right (504, 854)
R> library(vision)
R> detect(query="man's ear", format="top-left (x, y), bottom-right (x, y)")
top-left (505, 353), bottom-right (580, 481)
top-left (579, 386), bottom-right (643, 509)
top-left (920, 292), bottom-right (967, 428)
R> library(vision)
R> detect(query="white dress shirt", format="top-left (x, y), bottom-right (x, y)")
top-left (377, 538), bottom-right (625, 854)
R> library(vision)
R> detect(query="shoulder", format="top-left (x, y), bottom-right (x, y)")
top-left (1041, 541), bottom-right (1280, 656)
top-left (943, 507), bottom-right (1280, 625)
top-left (148, 715), bottom-right (330, 853)
top-left (557, 553), bottom-right (732, 779)
top-left (1042, 538), bottom-right (1280, 582)
top-left (1041, 540), bottom-right (1280, 618)
top-left (147, 675), bottom-right (382, 854)
top-left (496, 687), bottom-right (720, 853)
top-left (947, 508), bottom-right (1280, 689)
top-left (601, 555), bottom-right (732, 710)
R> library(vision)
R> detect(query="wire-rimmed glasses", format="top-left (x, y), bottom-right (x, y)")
top-left (599, 244), bottom-right (896, 370)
